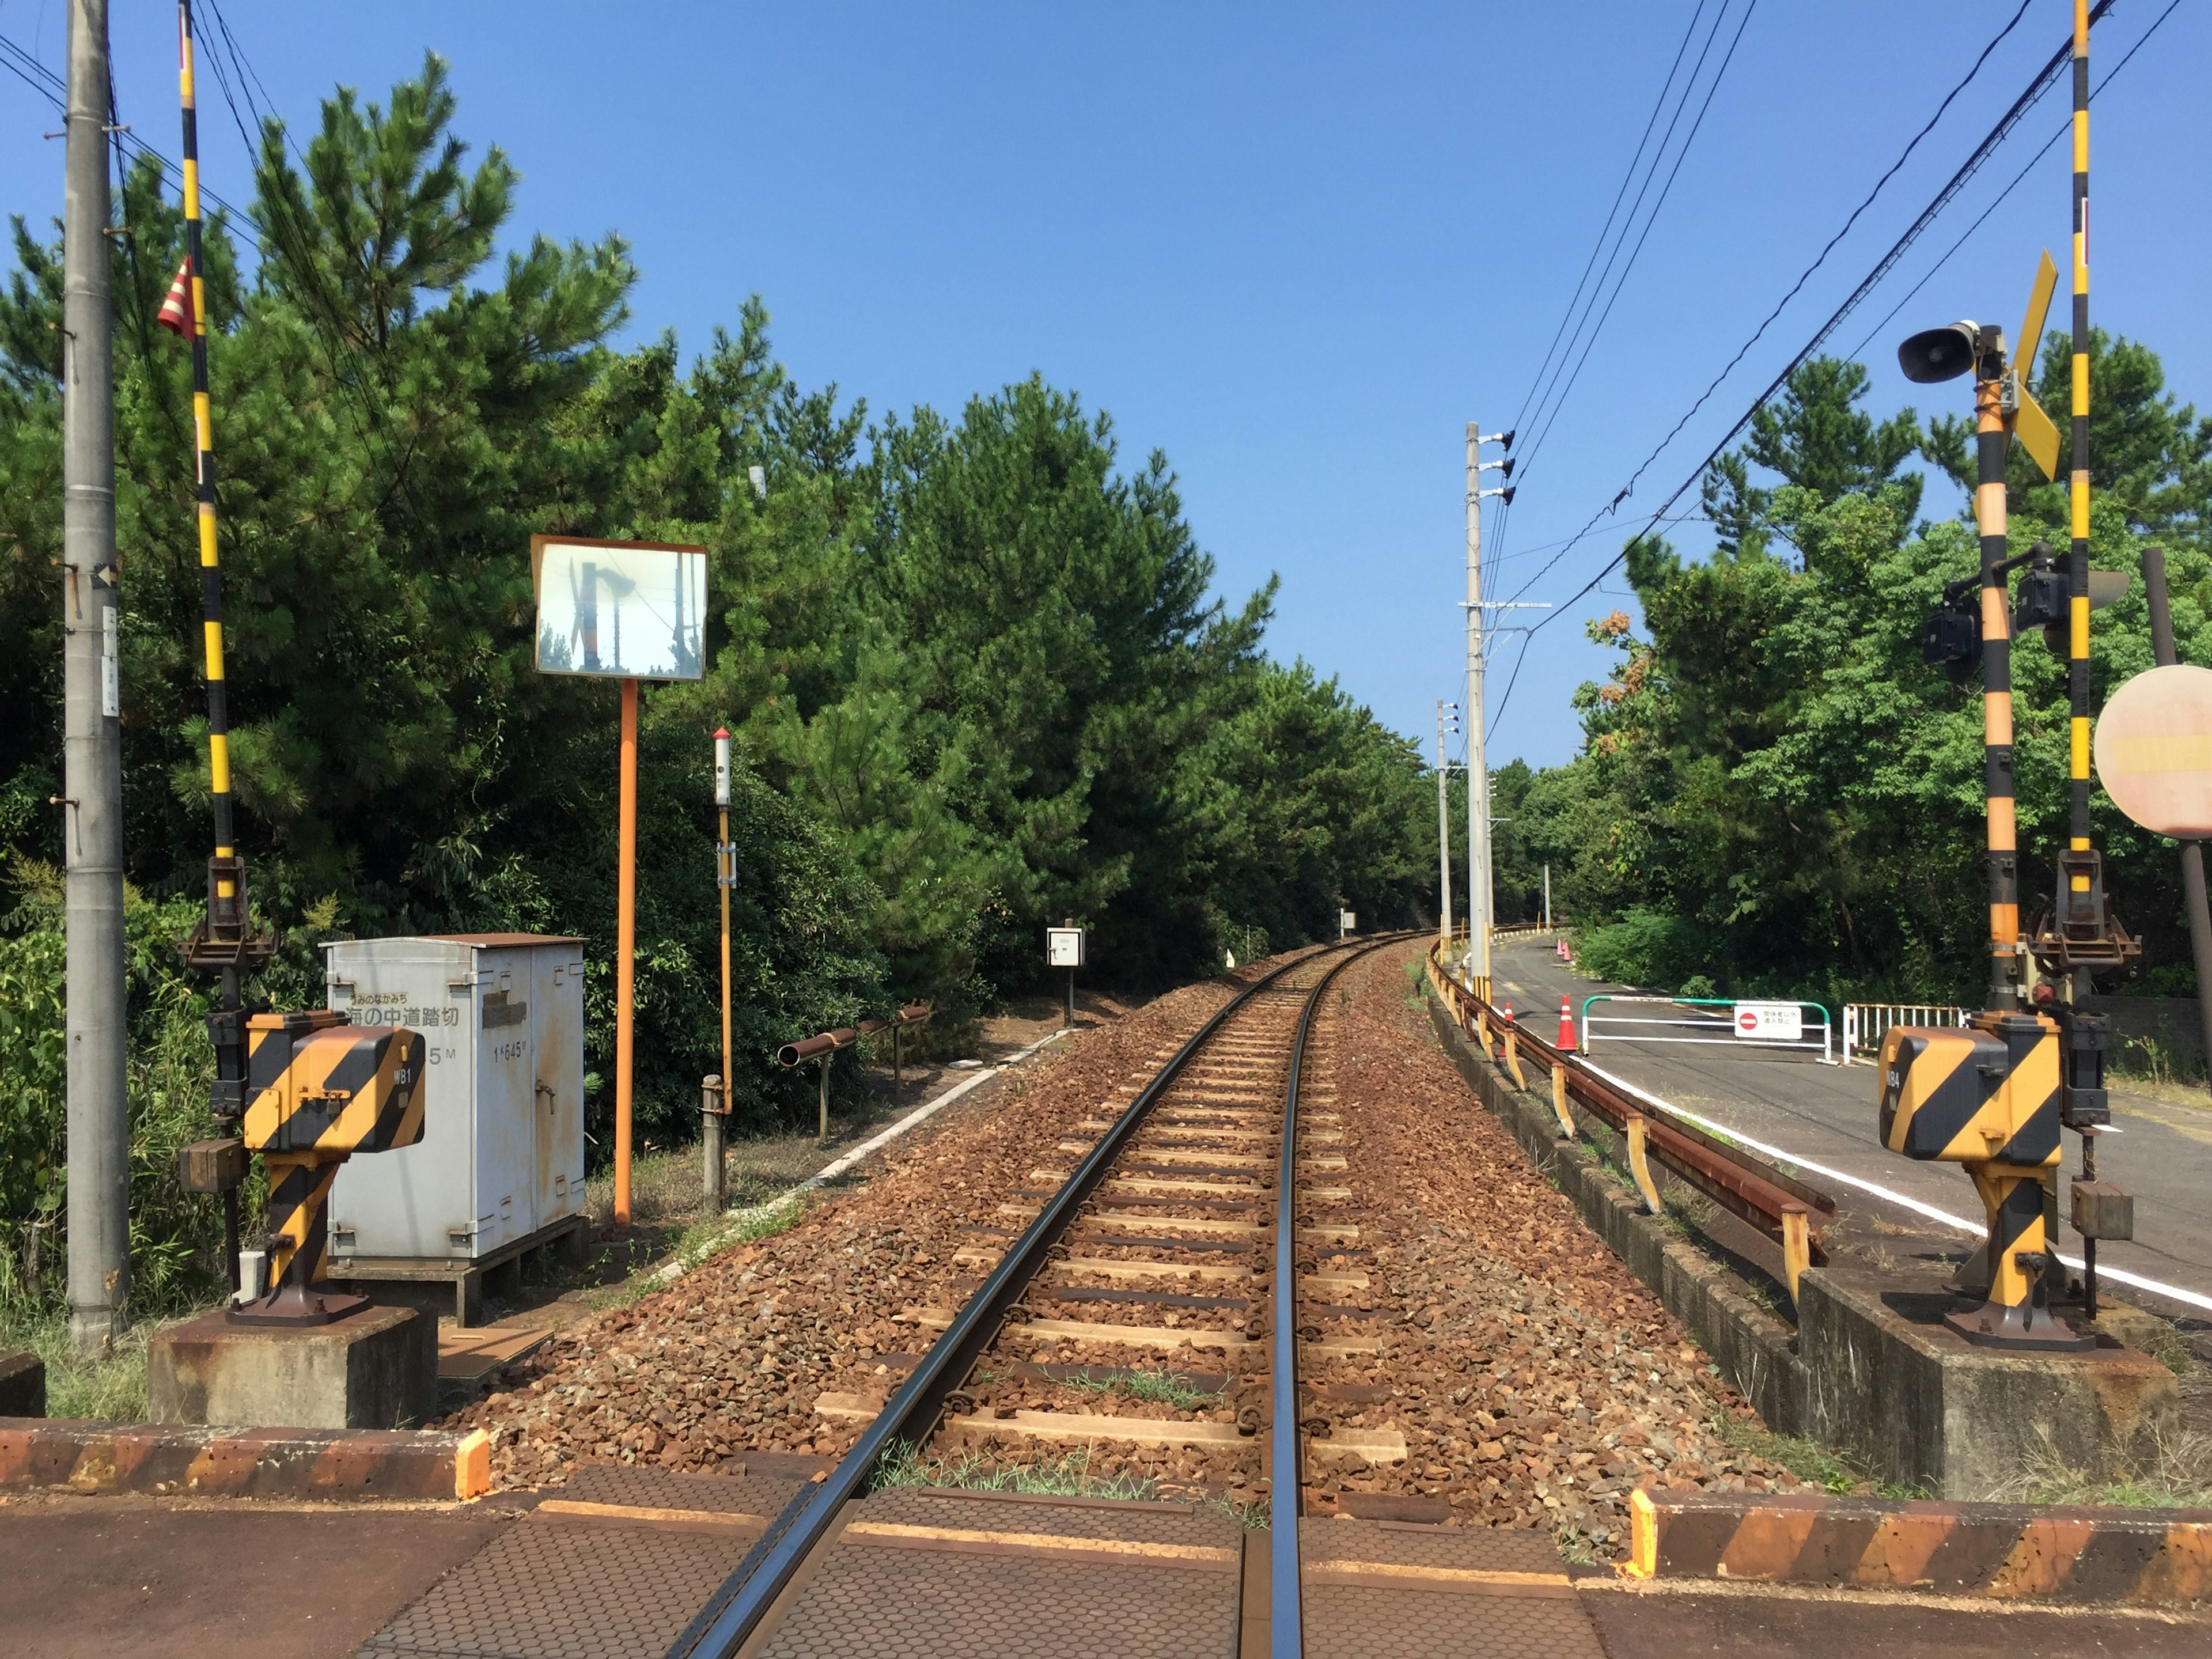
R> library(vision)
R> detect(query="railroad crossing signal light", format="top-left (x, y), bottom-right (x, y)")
top-left (1921, 599), bottom-right (1979, 679)
top-left (1876, 1014), bottom-right (2088, 1351)
top-left (233, 1010), bottom-right (426, 1325)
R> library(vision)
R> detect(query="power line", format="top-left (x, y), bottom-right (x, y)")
top-left (1514, 0), bottom-right (1758, 487)
top-left (1609, 0), bottom-right (2037, 511)
top-left (1505, 0), bottom-right (1716, 443)
top-left (1487, 0), bottom-right (1751, 599)
top-left (1490, 0), bottom-right (2168, 744)
top-left (1845, 0), bottom-right (2185, 365)
top-left (0, 31), bottom-right (263, 236)
top-left (1499, 0), bottom-right (2119, 620)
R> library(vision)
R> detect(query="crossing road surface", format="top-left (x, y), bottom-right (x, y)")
top-left (1486, 935), bottom-right (2212, 1321)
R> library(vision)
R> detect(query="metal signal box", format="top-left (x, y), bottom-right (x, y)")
top-left (1877, 1014), bottom-right (2061, 1169)
top-left (323, 934), bottom-right (586, 1265)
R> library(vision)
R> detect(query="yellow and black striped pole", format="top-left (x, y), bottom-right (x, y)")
top-left (2065, 0), bottom-right (2093, 888)
top-left (1976, 357), bottom-right (2018, 1012)
top-left (174, 1), bottom-right (274, 1295)
top-left (179, 2), bottom-right (237, 900)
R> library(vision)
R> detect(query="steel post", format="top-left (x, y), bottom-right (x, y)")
top-left (2142, 547), bottom-right (2212, 1088)
top-left (62, 0), bottom-right (129, 1355)
top-left (614, 676), bottom-right (638, 1224)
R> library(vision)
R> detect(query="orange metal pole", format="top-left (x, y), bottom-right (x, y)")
top-left (614, 677), bottom-right (639, 1225)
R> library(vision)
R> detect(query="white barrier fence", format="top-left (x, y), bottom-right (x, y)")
top-left (1580, 995), bottom-right (1834, 1064)
top-left (1841, 1002), bottom-right (1970, 1065)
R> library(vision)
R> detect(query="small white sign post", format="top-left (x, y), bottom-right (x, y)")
top-left (1339, 910), bottom-right (1357, 939)
top-left (1047, 926), bottom-right (1086, 1031)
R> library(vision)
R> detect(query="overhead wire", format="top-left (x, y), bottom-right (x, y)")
top-left (1609, 0), bottom-right (2036, 510)
top-left (1487, 0), bottom-right (2159, 743)
top-left (1510, 0), bottom-right (1732, 468)
top-left (1844, 0), bottom-right (2185, 365)
top-left (191, 0), bottom-right (411, 513)
top-left (1496, 0), bottom-right (2120, 622)
top-left (1509, 0), bottom-right (1761, 487)
top-left (0, 29), bottom-right (263, 235)
top-left (1503, 0), bottom-right (1714, 444)
top-left (1487, 0), bottom-right (1758, 579)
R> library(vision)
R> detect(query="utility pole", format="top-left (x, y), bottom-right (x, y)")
top-left (1464, 421), bottom-right (1513, 994)
top-left (62, 0), bottom-right (129, 1355)
top-left (1543, 863), bottom-right (1551, 932)
top-left (1435, 701), bottom-right (1456, 945)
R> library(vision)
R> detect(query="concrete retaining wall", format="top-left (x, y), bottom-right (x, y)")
top-left (1426, 993), bottom-right (2181, 1499)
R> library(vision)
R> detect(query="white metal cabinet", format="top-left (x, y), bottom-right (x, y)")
top-left (325, 933), bottom-right (585, 1264)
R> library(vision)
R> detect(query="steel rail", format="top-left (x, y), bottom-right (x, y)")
top-left (1427, 945), bottom-right (1834, 1252)
top-left (671, 939), bottom-right (1392, 1659)
top-left (1271, 937), bottom-right (1391, 1659)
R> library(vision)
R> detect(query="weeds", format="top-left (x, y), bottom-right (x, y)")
top-left (2012, 1422), bottom-right (2212, 1508)
top-left (1058, 1366), bottom-right (1218, 1410)
top-left (871, 1440), bottom-right (1156, 1500)
top-left (1707, 1411), bottom-right (1919, 1498)
top-left (0, 1311), bottom-right (158, 1421)
top-left (1214, 1493), bottom-right (1271, 1529)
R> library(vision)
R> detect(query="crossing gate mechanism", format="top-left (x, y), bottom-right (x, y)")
top-left (1877, 1013), bottom-right (2089, 1351)
top-left (231, 1010), bottom-right (426, 1325)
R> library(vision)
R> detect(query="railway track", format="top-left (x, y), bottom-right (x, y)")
top-left (377, 937), bottom-right (1659, 1659)
top-left (665, 935), bottom-right (1488, 1658)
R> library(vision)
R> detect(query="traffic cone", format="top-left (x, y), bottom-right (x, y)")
top-left (1556, 995), bottom-right (1576, 1053)
top-left (1501, 1002), bottom-right (1514, 1025)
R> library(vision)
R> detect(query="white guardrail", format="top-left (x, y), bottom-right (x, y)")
top-left (1840, 1001), bottom-right (1971, 1065)
top-left (1580, 995), bottom-right (1835, 1064)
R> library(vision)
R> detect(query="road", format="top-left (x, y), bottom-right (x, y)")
top-left (1484, 934), bottom-right (2212, 1323)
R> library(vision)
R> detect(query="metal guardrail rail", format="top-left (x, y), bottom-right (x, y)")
top-left (672, 938), bottom-right (1401, 1659)
top-left (1426, 943), bottom-right (1835, 1298)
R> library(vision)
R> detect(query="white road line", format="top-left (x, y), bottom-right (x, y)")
top-left (1572, 1055), bottom-right (2212, 1317)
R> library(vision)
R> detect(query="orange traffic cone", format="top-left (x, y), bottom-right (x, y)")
top-left (1501, 1002), bottom-right (1514, 1026)
top-left (1556, 995), bottom-right (1576, 1052)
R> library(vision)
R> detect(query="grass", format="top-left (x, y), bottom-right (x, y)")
top-left (0, 1309), bottom-right (165, 1421)
top-left (1707, 1410), bottom-right (1921, 1498)
top-left (2013, 1423), bottom-right (2212, 1508)
top-left (871, 1440), bottom-right (1157, 1500)
top-left (1060, 1366), bottom-right (1219, 1411)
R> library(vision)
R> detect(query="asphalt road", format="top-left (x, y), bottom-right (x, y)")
top-left (1484, 935), bottom-right (2212, 1321)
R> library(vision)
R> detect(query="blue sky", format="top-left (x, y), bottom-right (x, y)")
top-left (4, 1), bottom-right (2205, 771)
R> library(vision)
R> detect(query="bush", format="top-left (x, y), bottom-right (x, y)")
top-left (1, 865), bottom-right (252, 1319)
top-left (1573, 908), bottom-right (1712, 991)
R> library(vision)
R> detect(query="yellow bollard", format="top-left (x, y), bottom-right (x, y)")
top-left (1623, 1112), bottom-right (1663, 1215)
top-left (1780, 1202), bottom-right (1811, 1305)
top-left (1550, 1064), bottom-right (1575, 1139)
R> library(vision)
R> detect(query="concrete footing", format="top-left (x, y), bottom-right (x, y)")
top-left (0, 1352), bottom-right (43, 1418)
top-left (147, 1304), bottom-right (436, 1430)
top-left (1428, 994), bottom-right (2183, 1499)
top-left (1800, 1267), bottom-right (2180, 1499)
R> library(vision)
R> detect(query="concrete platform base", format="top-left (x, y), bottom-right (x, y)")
top-left (1800, 1266), bottom-right (2181, 1501)
top-left (147, 1305), bottom-right (436, 1430)
top-left (0, 1351), bottom-right (43, 1418)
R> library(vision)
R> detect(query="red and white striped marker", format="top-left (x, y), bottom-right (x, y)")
top-left (1556, 995), bottom-right (1577, 1052)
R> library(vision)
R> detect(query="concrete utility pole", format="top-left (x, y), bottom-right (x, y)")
top-left (1464, 426), bottom-right (1487, 989)
top-left (62, 0), bottom-right (130, 1354)
top-left (1435, 701), bottom-right (1455, 945)
top-left (1463, 422), bottom-right (1513, 991)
